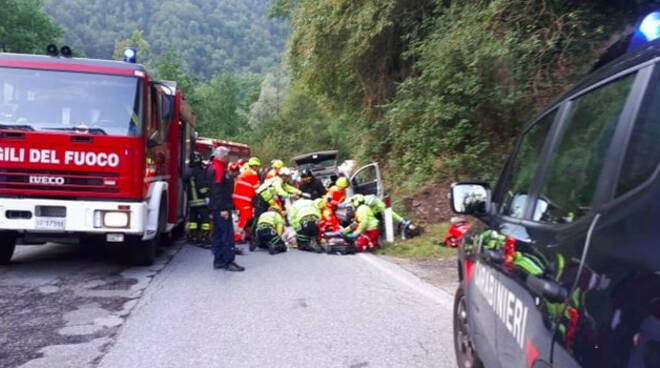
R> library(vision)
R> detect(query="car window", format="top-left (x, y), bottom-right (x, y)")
top-left (353, 165), bottom-right (378, 185)
top-left (499, 110), bottom-right (556, 218)
top-left (616, 69), bottom-right (660, 196)
top-left (533, 73), bottom-right (636, 223)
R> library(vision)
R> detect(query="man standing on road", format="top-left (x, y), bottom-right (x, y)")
top-left (207, 147), bottom-right (245, 272)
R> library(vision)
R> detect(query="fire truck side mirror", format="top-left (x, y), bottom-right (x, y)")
top-left (147, 131), bottom-right (161, 149)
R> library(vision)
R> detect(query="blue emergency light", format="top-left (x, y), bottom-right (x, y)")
top-left (629, 11), bottom-right (660, 52)
top-left (123, 47), bottom-right (137, 63)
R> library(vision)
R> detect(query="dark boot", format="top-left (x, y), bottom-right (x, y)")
top-left (225, 262), bottom-right (245, 272)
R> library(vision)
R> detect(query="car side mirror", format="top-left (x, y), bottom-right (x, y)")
top-left (450, 182), bottom-right (491, 217)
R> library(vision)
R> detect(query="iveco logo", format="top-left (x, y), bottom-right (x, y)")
top-left (29, 176), bottom-right (65, 185)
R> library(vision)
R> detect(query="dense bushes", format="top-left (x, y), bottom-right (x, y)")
top-left (267, 0), bottom-right (651, 188)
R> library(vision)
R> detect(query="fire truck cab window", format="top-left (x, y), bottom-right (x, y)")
top-left (149, 87), bottom-right (166, 143)
top-left (0, 67), bottom-right (143, 137)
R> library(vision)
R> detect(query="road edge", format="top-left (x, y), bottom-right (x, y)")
top-left (357, 253), bottom-right (454, 310)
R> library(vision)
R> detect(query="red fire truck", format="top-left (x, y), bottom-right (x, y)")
top-left (0, 50), bottom-right (195, 265)
top-left (195, 137), bottom-right (250, 163)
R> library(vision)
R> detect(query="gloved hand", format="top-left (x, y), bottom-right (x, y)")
top-left (301, 192), bottom-right (312, 199)
top-left (205, 197), bottom-right (210, 205)
top-left (345, 232), bottom-right (357, 241)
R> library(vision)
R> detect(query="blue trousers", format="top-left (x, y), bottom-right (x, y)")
top-left (212, 211), bottom-right (236, 266)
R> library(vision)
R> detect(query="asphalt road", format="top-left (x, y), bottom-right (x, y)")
top-left (1, 242), bottom-right (457, 368)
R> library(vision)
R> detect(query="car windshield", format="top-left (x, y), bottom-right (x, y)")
top-left (296, 158), bottom-right (337, 171)
top-left (0, 67), bottom-right (142, 136)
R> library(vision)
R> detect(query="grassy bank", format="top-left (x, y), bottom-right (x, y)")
top-left (375, 223), bottom-right (457, 259)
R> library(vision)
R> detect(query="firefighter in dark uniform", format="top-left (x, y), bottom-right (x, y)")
top-left (185, 152), bottom-right (211, 246)
top-left (298, 169), bottom-right (327, 199)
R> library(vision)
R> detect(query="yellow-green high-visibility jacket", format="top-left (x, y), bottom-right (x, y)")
top-left (256, 176), bottom-right (300, 203)
top-left (355, 204), bottom-right (379, 234)
top-left (364, 194), bottom-right (403, 223)
top-left (257, 210), bottom-right (284, 235)
top-left (288, 199), bottom-right (321, 229)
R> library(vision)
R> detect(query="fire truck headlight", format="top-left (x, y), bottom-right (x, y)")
top-left (95, 211), bottom-right (130, 228)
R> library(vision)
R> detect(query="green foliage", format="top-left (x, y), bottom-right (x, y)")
top-left (268, 0), bottom-right (301, 21)
top-left (375, 223), bottom-right (456, 259)
top-left (194, 74), bottom-right (246, 139)
top-left (286, 0), bottom-right (433, 113)
top-left (113, 30), bottom-right (150, 63)
top-left (154, 49), bottom-right (198, 102)
top-left (377, 0), bottom-right (645, 183)
top-left (244, 82), bottom-right (358, 165)
top-left (43, 0), bottom-right (289, 77)
top-left (0, 0), bottom-right (62, 54)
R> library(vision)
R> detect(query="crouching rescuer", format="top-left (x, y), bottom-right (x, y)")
top-left (185, 152), bottom-right (211, 245)
top-left (289, 198), bottom-right (323, 252)
top-left (251, 167), bottom-right (301, 250)
top-left (364, 194), bottom-right (417, 239)
top-left (256, 207), bottom-right (287, 255)
top-left (344, 194), bottom-right (380, 251)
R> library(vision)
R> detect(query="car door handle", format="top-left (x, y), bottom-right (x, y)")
top-left (526, 275), bottom-right (568, 303)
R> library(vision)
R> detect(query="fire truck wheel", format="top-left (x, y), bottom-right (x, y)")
top-left (170, 222), bottom-right (185, 242)
top-left (0, 232), bottom-right (17, 264)
top-left (127, 236), bottom-right (157, 266)
top-left (156, 199), bottom-right (171, 247)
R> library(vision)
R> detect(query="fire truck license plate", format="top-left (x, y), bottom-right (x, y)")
top-left (35, 218), bottom-right (66, 231)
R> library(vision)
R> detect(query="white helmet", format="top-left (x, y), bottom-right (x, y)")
top-left (365, 194), bottom-right (377, 206)
top-left (212, 146), bottom-right (229, 159)
top-left (279, 167), bottom-right (293, 177)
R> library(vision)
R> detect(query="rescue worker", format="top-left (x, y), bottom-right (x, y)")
top-left (298, 169), bottom-right (326, 199)
top-left (207, 146), bottom-right (244, 271)
top-left (256, 206), bottom-right (287, 255)
top-left (232, 157), bottom-right (261, 243)
top-left (344, 194), bottom-right (380, 252)
top-left (265, 159), bottom-right (284, 179)
top-left (362, 194), bottom-right (416, 238)
top-left (184, 152), bottom-right (211, 246)
top-left (251, 167), bottom-right (302, 251)
top-left (288, 198), bottom-right (323, 252)
top-left (321, 176), bottom-right (349, 233)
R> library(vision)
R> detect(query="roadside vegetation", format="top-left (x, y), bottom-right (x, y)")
top-left (375, 223), bottom-right (456, 259)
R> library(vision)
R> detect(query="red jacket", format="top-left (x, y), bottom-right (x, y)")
top-left (325, 185), bottom-right (345, 209)
top-left (233, 167), bottom-right (260, 204)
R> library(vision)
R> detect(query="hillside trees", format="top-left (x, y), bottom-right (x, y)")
top-left (43, 0), bottom-right (289, 77)
top-left (0, 0), bottom-right (62, 53)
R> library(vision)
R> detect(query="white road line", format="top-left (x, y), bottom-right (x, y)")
top-left (358, 253), bottom-right (454, 309)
